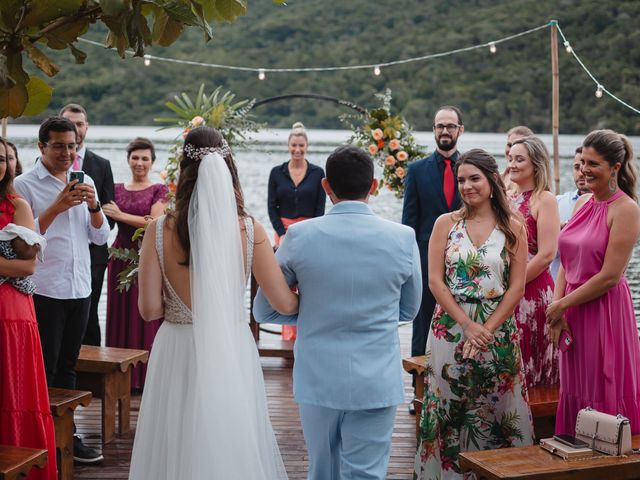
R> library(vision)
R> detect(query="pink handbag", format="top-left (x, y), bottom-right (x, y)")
top-left (575, 407), bottom-right (633, 456)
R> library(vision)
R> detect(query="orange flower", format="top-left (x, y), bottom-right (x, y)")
top-left (384, 155), bottom-right (396, 166)
top-left (372, 128), bottom-right (384, 141)
top-left (395, 167), bottom-right (406, 178)
top-left (168, 182), bottom-right (177, 192)
top-left (389, 139), bottom-right (401, 151)
top-left (396, 150), bottom-right (408, 161)
top-left (377, 139), bottom-right (385, 149)
top-left (368, 144), bottom-right (378, 155)
top-left (182, 127), bottom-right (191, 139)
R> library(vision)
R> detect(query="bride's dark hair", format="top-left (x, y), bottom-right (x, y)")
top-left (170, 126), bottom-right (246, 265)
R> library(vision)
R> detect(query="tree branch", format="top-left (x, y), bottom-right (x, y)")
top-left (30, 6), bottom-right (102, 43)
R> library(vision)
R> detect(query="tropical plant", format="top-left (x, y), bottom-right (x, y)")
top-left (342, 89), bottom-right (425, 199)
top-left (0, 0), bottom-right (284, 118)
top-left (110, 84), bottom-right (261, 290)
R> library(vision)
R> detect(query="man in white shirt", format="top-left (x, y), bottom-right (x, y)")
top-left (14, 116), bottom-right (110, 463)
top-left (550, 146), bottom-right (589, 279)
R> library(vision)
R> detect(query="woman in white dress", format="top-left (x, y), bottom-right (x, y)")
top-left (129, 126), bottom-right (297, 479)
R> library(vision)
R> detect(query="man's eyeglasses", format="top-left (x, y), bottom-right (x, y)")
top-left (433, 123), bottom-right (461, 132)
top-left (45, 143), bottom-right (77, 152)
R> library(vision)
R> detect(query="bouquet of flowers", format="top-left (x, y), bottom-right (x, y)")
top-left (343, 89), bottom-right (425, 199)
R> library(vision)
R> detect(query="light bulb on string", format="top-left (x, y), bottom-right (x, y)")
top-left (489, 42), bottom-right (497, 54)
top-left (258, 69), bottom-right (266, 80)
top-left (373, 65), bottom-right (381, 76)
top-left (563, 41), bottom-right (572, 53)
top-left (144, 54), bottom-right (151, 66)
top-left (595, 85), bottom-right (604, 98)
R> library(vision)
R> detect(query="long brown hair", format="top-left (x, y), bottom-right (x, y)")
top-left (583, 129), bottom-right (637, 201)
top-left (169, 126), bottom-right (247, 265)
top-left (0, 136), bottom-right (14, 201)
top-left (455, 149), bottom-right (521, 253)
top-left (510, 135), bottom-right (552, 197)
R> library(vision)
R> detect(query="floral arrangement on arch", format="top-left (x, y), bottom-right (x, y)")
top-left (342, 89), bottom-right (425, 199)
top-left (109, 85), bottom-right (262, 291)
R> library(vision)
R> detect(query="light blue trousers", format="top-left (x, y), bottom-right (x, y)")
top-left (298, 403), bottom-right (397, 480)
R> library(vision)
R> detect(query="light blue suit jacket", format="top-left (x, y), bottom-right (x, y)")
top-left (253, 201), bottom-right (422, 410)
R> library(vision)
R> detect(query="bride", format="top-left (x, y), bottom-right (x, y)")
top-left (129, 126), bottom-right (297, 479)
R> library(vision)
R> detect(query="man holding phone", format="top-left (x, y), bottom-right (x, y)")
top-left (14, 116), bottom-right (110, 463)
top-left (60, 104), bottom-right (115, 348)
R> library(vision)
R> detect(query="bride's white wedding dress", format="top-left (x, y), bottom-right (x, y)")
top-left (129, 153), bottom-right (287, 479)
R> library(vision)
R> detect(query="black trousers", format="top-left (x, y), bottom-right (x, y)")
top-left (411, 284), bottom-right (437, 358)
top-left (82, 263), bottom-right (107, 346)
top-left (33, 294), bottom-right (91, 390)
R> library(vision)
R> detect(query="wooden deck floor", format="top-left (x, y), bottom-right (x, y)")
top-left (74, 323), bottom-right (417, 479)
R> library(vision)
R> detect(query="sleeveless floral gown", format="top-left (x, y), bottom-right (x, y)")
top-left (414, 220), bottom-right (533, 480)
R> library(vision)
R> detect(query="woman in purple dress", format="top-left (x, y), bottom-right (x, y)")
top-left (508, 136), bottom-right (560, 387)
top-left (547, 130), bottom-right (640, 435)
top-left (103, 138), bottom-right (168, 390)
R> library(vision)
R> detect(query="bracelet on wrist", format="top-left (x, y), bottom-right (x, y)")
top-left (87, 202), bottom-right (101, 213)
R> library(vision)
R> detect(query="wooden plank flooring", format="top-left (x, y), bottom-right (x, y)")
top-left (74, 323), bottom-right (417, 479)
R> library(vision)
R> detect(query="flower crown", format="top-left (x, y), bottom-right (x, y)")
top-left (183, 140), bottom-right (231, 162)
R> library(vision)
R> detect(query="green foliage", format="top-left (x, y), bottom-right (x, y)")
top-left (0, 0), bottom-right (251, 117)
top-left (16, 0), bottom-right (639, 134)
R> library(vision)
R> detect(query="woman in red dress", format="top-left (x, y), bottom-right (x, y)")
top-left (0, 137), bottom-right (57, 479)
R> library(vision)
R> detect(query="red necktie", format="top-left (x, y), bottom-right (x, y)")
top-left (443, 158), bottom-right (454, 209)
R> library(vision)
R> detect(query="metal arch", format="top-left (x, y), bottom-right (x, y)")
top-left (252, 93), bottom-right (367, 115)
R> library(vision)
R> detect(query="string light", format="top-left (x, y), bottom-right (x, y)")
top-left (75, 22), bottom-right (640, 115)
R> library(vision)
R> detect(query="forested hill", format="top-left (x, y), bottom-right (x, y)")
top-left (20, 0), bottom-right (640, 134)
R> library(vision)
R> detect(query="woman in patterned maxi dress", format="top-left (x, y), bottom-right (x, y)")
top-left (415, 150), bottom-right (534, 480)
top-left (508, 136), bottom-right (560, 387)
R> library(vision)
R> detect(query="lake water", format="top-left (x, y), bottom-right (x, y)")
top-left (6, 126), bottom-right (640, 325)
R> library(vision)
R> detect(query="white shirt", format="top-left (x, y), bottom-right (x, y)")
top-left (14, 161), bottom-right (110, 299)
top-left (550, 189), bottom-right (581, 280)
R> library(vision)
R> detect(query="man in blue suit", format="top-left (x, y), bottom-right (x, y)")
top-left (401, 106), bottom-right (464, 412)
top-left (254, 145), bottom-right (422, 480)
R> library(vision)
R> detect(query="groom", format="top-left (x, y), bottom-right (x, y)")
top-left (254, 145), bottom-right (422, 480)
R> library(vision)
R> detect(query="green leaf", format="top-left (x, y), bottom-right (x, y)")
top-left (151, 9), bottom-right (184, 46)
top-left (22, 39), bottom-right (60, 77)
top-left (211, 0), bottom-right (247, 22)
top-left (44, 17), bottom-right (90, 48)
top-left (99, 0), bottom-right (128, 16)
top-left (0, 82), bottom-right (28, 118)
top-left (6, 53), bottom-right (29, 85)
top-left (0, 0), bottom-right (24, 29)
top-left (22, 76), bottom-right (53, 116)
top-left (22, 0), bottom-right (84, 27)
top-left (0, 56), bottom-right (16, 90)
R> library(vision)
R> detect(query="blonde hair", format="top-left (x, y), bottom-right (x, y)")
top-left (511, 136), bottom-right (552, 197)
top-left (288, 121), bottom-right (308, 142)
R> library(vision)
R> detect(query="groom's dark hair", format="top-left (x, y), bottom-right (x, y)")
top-left (325, 146), bottom-right (374, 200)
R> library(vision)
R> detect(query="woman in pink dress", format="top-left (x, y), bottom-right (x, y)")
top-left (547, 129), bottom-right (640, 435)
top-left (0, 137), bottom-right (57, 479)
top-left (509, 136), bottom-right (560, 386)
top-left (103, 138), bottom-right (168, 390)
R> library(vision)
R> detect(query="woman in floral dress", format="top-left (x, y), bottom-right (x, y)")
top-left (508, 136), bottom-right (560, 386)
top-left (415, 149), bottom-right (533, 480)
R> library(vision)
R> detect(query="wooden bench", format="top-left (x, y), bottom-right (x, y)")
top-left (75, 345), bottom-right (148, 444)
top-left (459, 434), bottom-right (640, 479)
top-left (0, 445), bottom-right (47, 480)
top-left (48, 387), bottom-right (92, 480)
top-left (402, 355), bottom-right (560, 439)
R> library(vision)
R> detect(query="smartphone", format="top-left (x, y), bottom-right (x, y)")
top-left (69, 171), bottom-right (84, 190)
top-left (553, 434), bottom-right (589, 449)
top-left (558, 330), bottom-right (573, 353)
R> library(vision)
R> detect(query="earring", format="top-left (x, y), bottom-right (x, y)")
top-left (609, 174), bottom-right (617, 192)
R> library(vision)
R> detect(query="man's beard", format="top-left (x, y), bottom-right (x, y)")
top-left (436, 136), bottom-right (458, 151)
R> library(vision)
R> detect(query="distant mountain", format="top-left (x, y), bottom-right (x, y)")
top-left (19, 0), bottom-right (640, 134)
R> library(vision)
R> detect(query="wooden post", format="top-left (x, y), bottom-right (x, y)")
top-left (550, 20), bottom-right (560, 194)
top-left (1, 118), bottom-right (7, 138)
